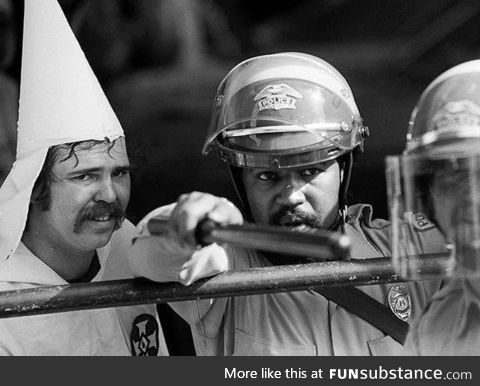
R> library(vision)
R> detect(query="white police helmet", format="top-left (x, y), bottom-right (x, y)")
top-left (387, 60), bottom-right (480, 279)
top-left (203, 53), bottom-right (368, 169)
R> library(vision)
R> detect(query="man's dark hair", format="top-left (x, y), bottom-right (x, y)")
top-left (31, 138), bottom-right (116, 211)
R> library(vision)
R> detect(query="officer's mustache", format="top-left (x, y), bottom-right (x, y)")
top-left (268, 206), bottom-right (323, 230)
top-left (73, 201), bottom-right (125, 233)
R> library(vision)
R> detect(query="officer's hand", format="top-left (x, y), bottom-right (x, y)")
top-left (129, 234), bottom-right (230, 286)
top-left (168, 192), bottom-right (243, 249)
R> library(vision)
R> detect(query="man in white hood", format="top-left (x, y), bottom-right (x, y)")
top-left (0, 0), bottom-right (167, 355)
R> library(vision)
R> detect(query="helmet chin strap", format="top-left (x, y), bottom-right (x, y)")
top-left (228, 165), bottom-right (254, 222)
top-left (332, 151), bottom-right (353, 231)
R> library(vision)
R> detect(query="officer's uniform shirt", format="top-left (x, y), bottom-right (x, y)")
top-left (403, 277), bottom-right (480, 355)
top-left (156, 204), bottom-right (443, 356)
top-left (0, 220), bottom-right (168, 356)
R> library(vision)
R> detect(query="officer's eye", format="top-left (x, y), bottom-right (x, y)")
top-left (301, 168), bottom-right (321, 177)
top-left (257, 171), bottom-right (278, 181)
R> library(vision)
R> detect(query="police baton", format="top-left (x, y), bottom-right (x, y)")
top-left (147, 217), bottom-right (351, 261)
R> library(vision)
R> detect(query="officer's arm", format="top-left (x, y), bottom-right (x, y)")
top-left (128, 201), bottom-right (234, 285)
top-left (127, 194), bottom-right (242, 326)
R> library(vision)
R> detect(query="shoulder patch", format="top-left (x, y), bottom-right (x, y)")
top-left (130, 314), bottom-right (159, 356)
top-left (408, 212), bottom-right (436, 232)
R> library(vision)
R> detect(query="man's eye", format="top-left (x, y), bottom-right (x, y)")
top-left (75, 174), bottom-right (93, 182)
top-left (112, 170), bottom-right (129, 178)
top-left (257, 171), bottom-right (277, 181)
top-left (301, 168), bottom-right (321, 177)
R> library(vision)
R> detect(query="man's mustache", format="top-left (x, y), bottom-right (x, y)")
top-left (74, 202), bottom-right (125, 233)
top-left (268, 206), bottom-right (323, 229)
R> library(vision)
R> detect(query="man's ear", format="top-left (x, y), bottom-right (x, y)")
top-left (30, 185), bottom-right (41, 205)
top-left (29, 182), bottom-right (50, 211)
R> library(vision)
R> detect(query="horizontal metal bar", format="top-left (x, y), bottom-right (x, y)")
top-left (0, 254), bottom-right (449, 319)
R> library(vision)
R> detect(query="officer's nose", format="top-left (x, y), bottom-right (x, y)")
top-left (275, 178), bottom-right (306, 207)
top-left (94, 178), bottom-right (117, 203)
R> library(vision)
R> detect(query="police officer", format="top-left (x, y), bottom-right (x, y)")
top-left (388, 60), bottom-right (480, 355)
top-left (130, 53), bottom-right (442, 355)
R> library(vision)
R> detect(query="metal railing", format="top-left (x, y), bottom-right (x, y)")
top-left (0, 254), bottom-right (449, 319)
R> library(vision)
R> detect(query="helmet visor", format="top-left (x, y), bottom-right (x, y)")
top-left (386, 151), bottom-right (480, 279)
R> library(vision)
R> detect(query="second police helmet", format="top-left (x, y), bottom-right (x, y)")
top-left (387, 60), bottom-right (480, 279)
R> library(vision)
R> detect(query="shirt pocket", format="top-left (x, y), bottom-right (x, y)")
top-left (233, 329), bottom-right (317, 356)
top-left (367, 335), bottom-right (403, 356)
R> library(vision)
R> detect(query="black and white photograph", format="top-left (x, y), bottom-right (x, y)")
top-left (1, 0), bottom-right (480, 376)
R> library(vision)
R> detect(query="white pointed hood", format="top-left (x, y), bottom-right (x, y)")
top-left (0, 0), bottom-right (124, 261)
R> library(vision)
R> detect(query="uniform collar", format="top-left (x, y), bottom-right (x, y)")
top-left (345, 203), bottom-right (375, 226)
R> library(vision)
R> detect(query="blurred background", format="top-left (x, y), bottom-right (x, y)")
top-left (2, 0), bottom-right (480, 355)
